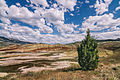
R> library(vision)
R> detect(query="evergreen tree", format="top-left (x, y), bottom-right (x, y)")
top-left (77, 29), bottom-right (99, 70)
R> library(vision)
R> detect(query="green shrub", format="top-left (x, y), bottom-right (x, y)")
top-left (77, 29), bottom-right (99, 70)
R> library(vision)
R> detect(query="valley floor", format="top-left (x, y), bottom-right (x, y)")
top-left (0, 42), bottom-right (120, 80)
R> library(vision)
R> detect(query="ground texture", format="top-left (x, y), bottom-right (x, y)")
top-left (0, 42), bottom-right (120, 80)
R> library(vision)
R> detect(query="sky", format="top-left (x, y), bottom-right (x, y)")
top-left (0, 0), bottom-right (120, 44)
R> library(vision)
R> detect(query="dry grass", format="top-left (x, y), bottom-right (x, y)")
top-left (0, 41), bottom-right (120, 80)
top-left (1, 61), bottom-right (120, 80)
top-left (11, 63), bottom-right (93, 80)
top-left (5, 62), bottom-right (120, 80)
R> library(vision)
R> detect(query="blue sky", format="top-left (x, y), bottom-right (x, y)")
top-left (0, 0), bottom-right (120, 44)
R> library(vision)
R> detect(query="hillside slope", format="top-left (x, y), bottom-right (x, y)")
top-left (0, 36), bottom-right (32, 48)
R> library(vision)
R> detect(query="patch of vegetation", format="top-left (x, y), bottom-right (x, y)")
top-left (15, 69), bottom-right (92, 80)
top-left (102, 51), bottom-right (120, 64)
top-left (118, 66), bottom-right (120, 69)
top-left (77, 29), bottom-right (99, 70)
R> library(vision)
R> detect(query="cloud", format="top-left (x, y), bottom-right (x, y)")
top-left (0, 23), bottom-right (42, 42)
top-left (0, 17), bottom-right (11, 24)
top-left (54, 21), bottom-right (78, 34)
top-left (0, 0), bottom-right (80, 44)
top-left (94, 0), bottom-right (113, 15)
top-left (8, 5), bottom-right (34, 19)
top-left (70, 13), bottom-right (74, 16)
top-left (16, 3), bottom-right (21, 7)
top-left (92, 31), bottom-right (120, 40)
top-left (4, 0), bottom-right (77, 34)
top-left (43, 8), bottom-right (64, 23)
top-left (56, 0), bottom-right (77, 11)
top-left (0, 0), bottom-right (120, 44)
top-left (115, 6), bottom-right (120, 11)
top-left (6, 0), bottom-right (78, 34)
top-left (6, 5), bottom-right (55, 33)
top-left (0, 23), bottom-right (83, 44)
top-left (27, 0), bottom-right (49, 7)
top-left (0, 0), bottom-right (9, 17)
top-left (80, 13), bottom-right (120, 32)
top-left (0, 0), bottom-right (11, 24)
top-left (85, 0), bottom-right (90, 4)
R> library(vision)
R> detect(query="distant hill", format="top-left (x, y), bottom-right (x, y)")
top-left (0, 36), bottom-right (32, 48)
top-left (67, 38), bottom-right (120, 45)
top-left (97, 38), bottom-right (120, 42)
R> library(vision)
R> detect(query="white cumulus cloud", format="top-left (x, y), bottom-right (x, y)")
top-left (56, 0), bottom-right (77, 11)
top-left (28, 0), bottom-right (49, 7)
top-left (94, 0), bottom-right (113, 15)
top-left (81, 13), bottom-right (120, 32)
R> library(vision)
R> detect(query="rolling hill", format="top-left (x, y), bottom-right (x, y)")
top-left (0, 36), bottom-right (32, 48)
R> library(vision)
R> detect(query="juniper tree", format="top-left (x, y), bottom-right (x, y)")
top-left (77, 29), bottom-right (99, 70)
